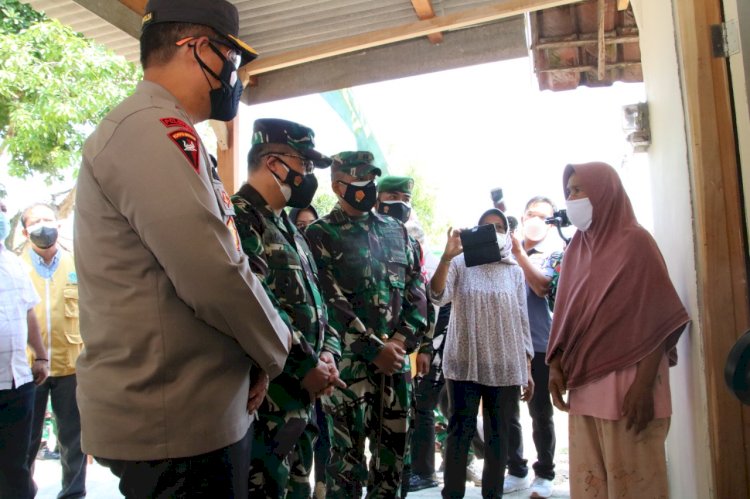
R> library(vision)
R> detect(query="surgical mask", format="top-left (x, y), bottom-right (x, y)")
top-left (0, 212), bottom-right (9, 243)
top-left (339, 180), bottom-right (377, 212)
top-left (27, 222), bottom-right (58, 249)
top-left (523, 216), bottom-right (548, 241)
top-left (270, 160), bottom-right (319, 209)
top-left (377, 200), bottom-right (411, 223)
top-left (566, 197), bottom-right (593, 231)
top-left (496, 231), bottom-right (507, 248)
top-left (195, 45), bottom-right (243, 121)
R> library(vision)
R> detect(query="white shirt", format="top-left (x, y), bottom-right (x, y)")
top-left (0, 245), bottom-right (40, 389)
top-left (430, 254), bottom-right (532, 387)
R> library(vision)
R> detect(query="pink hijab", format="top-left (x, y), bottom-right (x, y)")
top-left (546, 162), bottom-right (689, 389)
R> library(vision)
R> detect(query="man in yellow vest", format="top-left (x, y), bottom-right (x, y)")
top-left (21, 204), bottom-right (86, 499)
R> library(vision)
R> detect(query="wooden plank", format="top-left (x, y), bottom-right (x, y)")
top-left (70, 0), bottom-right (141, 37)
top-left (411, 0), bottom-right (443, 43)
top-left (536, 61), bottom-right (638, 73)
top-left (119, 0), bottom-right (146, 15)
top-left (534, 34), bottom-right (638, 49)
top-left (240, 0), bottom-right (579, 77)
top-left (597, 0), bottom-right (606, 80)
top-left (216, 116), bottom-right (240, 195)
top-left (673, 0), bottom-right (750, 496)
top-left (617, 0), bottom-right (630, 10)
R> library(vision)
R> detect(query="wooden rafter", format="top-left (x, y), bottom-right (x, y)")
top-left (241, 0), bottom-right (574, 77)
top-left (597, 0), bottom-right (606, 80)
top-left (411, 0), bottom-right (443, 44)
top-left (119, 0), bottom-right (146, 15)
top-left (617, 0), bottom-right (630, 10)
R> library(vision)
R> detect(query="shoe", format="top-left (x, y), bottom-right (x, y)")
top-left (466, 459), bottom-right (482, 486)
top-left (502, 474), bottom-right (531, 493)
top-left (313, 481), bottom-right (326, 499)
top-left (408, 474), bottom-right (439, 492)
top-left (37, 446), bottom-right (60, 461)
top-left (530, 477), bottom-right (553, 498)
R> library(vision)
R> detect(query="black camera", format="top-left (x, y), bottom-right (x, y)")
top-left (545, 209), bottom-right (571, 228)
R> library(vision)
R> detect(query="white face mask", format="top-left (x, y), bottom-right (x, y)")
top-left (566, 197), bottom-right (593, 231)
top-left (523, 216), bottom-right (548, 241)
top-left (270, 164), bottom-right (292, 202)
top-left (496, 232), bottom-right (507, 247)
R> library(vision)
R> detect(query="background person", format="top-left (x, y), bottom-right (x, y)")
top-left (21, 204), bottom-right (86, 499)
top-left (505, 196), bottom-right (559, 498)
top-left (0, 198), bottom-right (49, 499)
top-left (547, 162), bottom-right (689, 499)
top-left (289, 206), bottom-right (319, 232)
top-left (430, 209), bottom-right (533, 499)
top-left (73, 1), bottom-right (292, 497)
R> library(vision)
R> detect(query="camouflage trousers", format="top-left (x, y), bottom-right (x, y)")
top-left (322, 363), bottom-right (412, 499)
top-left (249, 404), bottom-right (317, 499)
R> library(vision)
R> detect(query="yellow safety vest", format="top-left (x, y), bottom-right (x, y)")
top-left (23, 247), bottom-right (83, 376)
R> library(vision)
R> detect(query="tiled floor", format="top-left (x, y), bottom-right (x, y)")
top-left (35, 408), bottom-right (571, 498)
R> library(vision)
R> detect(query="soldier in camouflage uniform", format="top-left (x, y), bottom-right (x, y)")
top-left (375, 175), bottom-right (435, 497)
top-left (231, 118), bottom-right (344, 499)
top-left (306, 152), bottom-right (430, 498)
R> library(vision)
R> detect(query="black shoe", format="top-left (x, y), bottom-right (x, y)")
top-left (408, 475), bottom-right (439, 492)
top-left (37, 447), bottom-right (60, 460)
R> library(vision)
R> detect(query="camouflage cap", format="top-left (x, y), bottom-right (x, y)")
top-left (330, 151), bottom-right (382, 177)
top-left (377, 175), bottom-right (414, 194)
top-left (251, 118), bottom-right (332, 168)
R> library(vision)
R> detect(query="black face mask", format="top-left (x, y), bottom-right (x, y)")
top-left (29, 225), bottom-right (58, 249)
top-left (377, 200), bottom-right (412, 223)
top-left (270, 159), bottom-right (319, 209)
top-left (195, 44), bottom-right (243, 121)
top-left (339, 180), bottom-right (377, 212)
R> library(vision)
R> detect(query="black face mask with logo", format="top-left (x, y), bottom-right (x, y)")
top-left (270, 159), bottom-right (319, 209)
top-left (194, 44), bottom-right (243, 122)
top-left (339, 180), bottom-right (377, 212)
top-left (377, 201), bottom-right (411, 223)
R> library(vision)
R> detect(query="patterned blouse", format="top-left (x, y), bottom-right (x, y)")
top-left (430, 254), bottom-right (532, 387)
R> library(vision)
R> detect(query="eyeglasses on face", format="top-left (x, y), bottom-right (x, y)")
top-left (175, 36), bottom-right (241, 69)
top-left (267, 152), bottom-right (315, 174)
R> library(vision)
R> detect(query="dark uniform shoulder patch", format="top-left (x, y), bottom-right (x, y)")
top-left (168, 130), bottom-right (200, 173)
top-left (160, 117), bottom-right (191, 130)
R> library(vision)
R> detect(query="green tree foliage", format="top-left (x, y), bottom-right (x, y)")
top-left (0, 0), bottom-right (141, 181)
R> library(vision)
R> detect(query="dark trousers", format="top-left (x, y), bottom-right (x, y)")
top-left (26, 374), bottom-right (86, 498)
top-left (442, 380), bottom-right (519, 499)
top-left (313, 399), bottom-right (330, 484)
top-left (0, 381), bottom-right (36, 499)
top-left (506, 352), bottom-right (555, 480)
top-left (97, 426), bottom-right (253, 499)
top-left (411, 368), bottom-right (443, 478)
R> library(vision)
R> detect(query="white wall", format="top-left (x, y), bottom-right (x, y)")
top-left (630, 1), bottom-right (712, 498)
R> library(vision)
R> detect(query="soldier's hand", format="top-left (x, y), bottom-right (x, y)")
top-left (373, 342), bottom-right (406, 375)
top-left (416, 353), bottom-right (431, 376)
top-left (302, 360), bottom-right (331, 397)
top-left (319, 353), bottom-right (346, 395)
top-left (247, 370), bottom-right (268, 414)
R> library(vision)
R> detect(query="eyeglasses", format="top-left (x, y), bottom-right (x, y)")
top-left (176, 36), bottom-right (241, 69)
top-left (267, 153), bottom-right (315, 174)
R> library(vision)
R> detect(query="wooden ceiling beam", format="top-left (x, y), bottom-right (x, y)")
top-left (617, 0), bottom-right (630, 10)
top-left (597, 0), bottom-right (606, 80)
top-left (70, 0), bottom-right (141, 37)
top-left (411, 0), bottom-right (443, 44)
top-left (119, 0), bottom-right (147, 15)
top-left (241, 0), bottom-right (577, 77)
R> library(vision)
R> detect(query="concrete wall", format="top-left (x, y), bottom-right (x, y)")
top-left (630, 1), bottom-right (712, 498)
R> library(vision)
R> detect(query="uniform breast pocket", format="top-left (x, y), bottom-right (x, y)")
top-left (382, 241), bottom-right (408, 291)
top-left (266, 250), bottom-right (305, 303)
top-left (63, 287), bottom-right (82, 343)
top-left (338, 240), bottom-right (371, 292)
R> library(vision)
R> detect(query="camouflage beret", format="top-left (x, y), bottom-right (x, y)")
top-left (377, 175), bottom-right (414, 194)
top-left (330, 151), bottom-right (382, 177)
top-left (251, 118), bottom-right (331, 168)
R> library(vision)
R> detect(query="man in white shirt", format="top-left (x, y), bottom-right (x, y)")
top-left (0, 199), bottom-right (49, 498)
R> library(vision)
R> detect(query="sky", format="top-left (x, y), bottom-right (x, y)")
top-left (1, 55), bottom-right (648, 247)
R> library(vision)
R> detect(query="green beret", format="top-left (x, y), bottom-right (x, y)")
top-left (251, 118), bottom-right (331, 168)
top-left (330, 151), bottom-right (382, 177)
top-left (378, 175), bottom-right (414, 194)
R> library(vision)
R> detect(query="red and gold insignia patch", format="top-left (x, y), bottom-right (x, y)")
top-left (221, 190), bottom-right (232, 209)
top-left (168, 130), bottom-right (200, 173)
top-left (160, 117), bottom-right (191, 130)
top-left (355, 190), bottom-right (365, 202)
top-left (227, 217), bottom-right (241, 252)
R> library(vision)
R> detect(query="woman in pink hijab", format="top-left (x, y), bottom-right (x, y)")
top-left (547, 162), bottom-right (689, 498)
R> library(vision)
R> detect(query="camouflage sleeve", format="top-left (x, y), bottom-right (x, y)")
top-left (321, 305), bottom-right (342, 360)
top-left (306, 222), bottom-right (386, 363)
top-left (391, 234), bottom-right (430, 354)
top-left (233, 198), bottom-right (318, 380)
top-left (417, 302), bottom-right (437, 356)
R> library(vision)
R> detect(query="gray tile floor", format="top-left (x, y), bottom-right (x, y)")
top-left (35, 409), bottom-right (571, 498)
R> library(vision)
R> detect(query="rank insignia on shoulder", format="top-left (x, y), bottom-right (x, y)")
top-left (169, 130), bottom-right (200, 173)
top-left (160, 117), bottom-right (191, 131)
